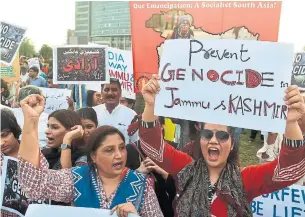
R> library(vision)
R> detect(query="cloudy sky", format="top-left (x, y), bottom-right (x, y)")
top-left (1, 0), bottom-right (304, 52)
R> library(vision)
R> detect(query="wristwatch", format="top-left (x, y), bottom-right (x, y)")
top-left (60, 144), bottom-right (71, 150)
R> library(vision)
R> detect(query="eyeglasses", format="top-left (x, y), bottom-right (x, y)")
top-left (200, 129), bottom-right (230, 143)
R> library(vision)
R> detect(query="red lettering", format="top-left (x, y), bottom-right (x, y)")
top-left (207, 70), bottom-right (219, 82)
top-left (246, 69), bottom-right (261, 88)
top-left (221, 70), bottom-right (236, 86)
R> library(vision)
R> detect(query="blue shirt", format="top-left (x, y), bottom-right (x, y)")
top-left (28, 76), bottom-right (48, 87)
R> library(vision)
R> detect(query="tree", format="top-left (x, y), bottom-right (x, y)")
top-left (39, 44), bottom-right (53, 60)
top-left (19, 37), bottom-right (36, 58)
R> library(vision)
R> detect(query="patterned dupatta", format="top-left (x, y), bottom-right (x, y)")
top-left (71, 165), bottom-right (147, 213)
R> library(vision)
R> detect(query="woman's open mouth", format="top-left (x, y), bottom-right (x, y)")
top-left (208, 147), bottom-right (220, 161)
top-left (47, 137), bottom-right (55, 144)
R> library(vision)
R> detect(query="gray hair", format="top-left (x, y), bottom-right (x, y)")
top-left (17, 85), bottom-right (43, 104)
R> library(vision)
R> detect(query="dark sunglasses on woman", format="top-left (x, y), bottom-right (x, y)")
top-left (200, 129), bottom-right (230, 143)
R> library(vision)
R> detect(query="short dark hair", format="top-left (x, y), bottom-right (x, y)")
top-left (1, 108), bottom-right (22, 139)
top-left (29, 66), bottom-right (39, 73)
top-left (86, 90), bottom-right (96, 107)
top-left (101, 78), bottom-right (121, 91)
top-left (76, 107), bottom-right (98, 126)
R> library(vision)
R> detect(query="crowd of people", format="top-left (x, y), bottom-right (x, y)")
top-left (1, 56), bottom-right (305, 217)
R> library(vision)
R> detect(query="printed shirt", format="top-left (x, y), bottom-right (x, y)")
top-left (18, 153), bottom-right (163, 217)
top-left (138, 120), bottom-right (305, 217)
top-left (93, 104), bottom-right (138, 143)
top-left (0, 153), bottom-right (20, 217)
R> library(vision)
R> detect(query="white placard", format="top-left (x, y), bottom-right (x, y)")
top-left (155, 39), bottom-right (293, 133)
top-left (25, 204), bottom-right (138, 217)
top-left (251, 184), bottom-right (305, 217)
top-left (39, 87), bottom-right (71, 114)
top-left (28, 57), bottom-right (40, 69)
top-left (108, 47), bottom-right (135, 99)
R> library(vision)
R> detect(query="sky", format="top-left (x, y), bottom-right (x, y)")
top-left (0, 0), bottom-right (304, 52)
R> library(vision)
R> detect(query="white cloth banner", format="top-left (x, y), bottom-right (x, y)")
top-left (155, 39), bottom-right (293, 133)
top-left (252, 184), bottom-right (305, 217)
top-left (25, 204), bottom-right (138, 217)
top-left (39, 87), bottom-right (71, 114)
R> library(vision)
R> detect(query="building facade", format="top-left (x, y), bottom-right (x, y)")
top-left (75, 1), bottom-right (90, 44)
top-left (74, 1), bottom-right (131, 50)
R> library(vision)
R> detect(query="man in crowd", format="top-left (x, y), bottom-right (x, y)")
top-left (26, 66), bottom-right (47, 88)
top-left (93, 78), bottom-right (138, 143)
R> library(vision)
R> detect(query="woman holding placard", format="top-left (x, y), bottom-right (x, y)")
top-left (17, 94), bottom-right (163, 217)
top-left (135, 74), bottom-right (305, 217)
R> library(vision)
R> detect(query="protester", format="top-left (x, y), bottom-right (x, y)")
top-left (1, 108), bottom-right (21, 158)
top-left (20, 65), bottom-right (29, 84)
top-left (120, 97), bottom-right (135, 110)
top-left (26, 66), bottom-right (47, 87)
top-left (76, 107), bottom-right (98, 146)
top-left (59, 107), bottom-right (99, 168)
top-left (136, 75), bottom-right (305, 217)
top-left (1, 78), bottom-right (11, 107)
top-left (1, 108), bottom-right (22, 217)
top-left (87, 90), bottom-right (103, 107)
top-left (93, 78), bottom-right (138, 143)
top-left (18, 94), bottom-right (163, 217)
top-left (43, 109), bottom-right (86, 170)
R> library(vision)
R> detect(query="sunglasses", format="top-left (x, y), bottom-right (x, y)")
top-left (200, 129), bottom-right (230, 143)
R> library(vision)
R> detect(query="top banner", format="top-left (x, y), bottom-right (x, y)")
top-left (130, 1), bottom-right (283, 93)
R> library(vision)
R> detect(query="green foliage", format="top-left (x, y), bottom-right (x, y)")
top-left (39, 44), bottom-right (53, 59)
top-left (19, 37), bottom-right (36, 58)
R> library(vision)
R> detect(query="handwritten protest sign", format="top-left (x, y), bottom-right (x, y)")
top-left (108, 47), bottom-right (135, 99)
top-left (251, 184), bottom-right (305, 217)
top-left (28, 58), bottom-right (40, 69)
top-left (1, 157), bottom-right (50, 217)
top-left (53, 45), bottom-right (109, 84)
top-left (39, 87), bottom-right (71, 114)
top-left (25, 204), bottom-right (138, 217)
top-left (0, 52), bottom-right (20, 83)
top-left (291, 53), bottom-right (305, 91)
top-left (155, 39), bottom-right (293, 133)
top-left (1, 21), bottom-right (27, 65)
